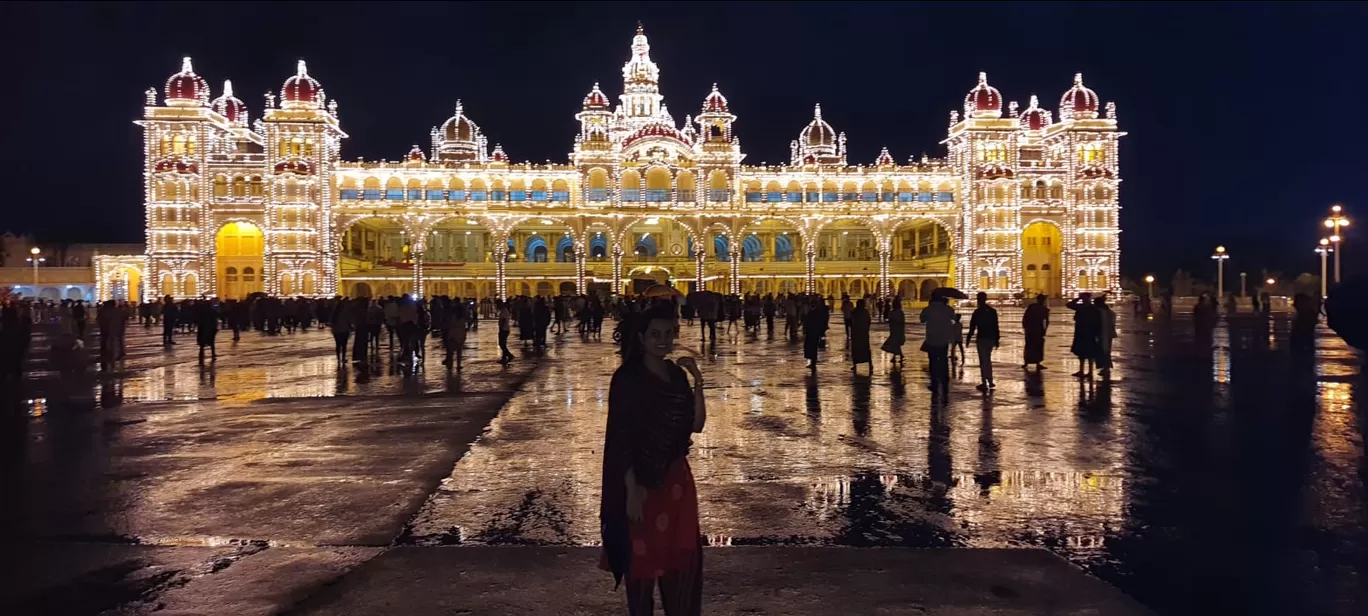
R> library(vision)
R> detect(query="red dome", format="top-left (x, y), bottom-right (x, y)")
top-left (407, 145), bottom-right (426, 161)
top-left (210, 80), bottom-right (247, 125)
top-left (1020, 95), bottom-right (1050, 131)
top-left (964, 72), bottom-right (1002, 118)
top-left (165, 57), bottom-right (209, 107)
top-left (582, 83), bottom-right (609, 110)
top-left (1060, 73), bottom-right (1099, 117)
top-left (281, 60), bottom-right (325, 109)
top-left (702, 84), bottom-right (728, 113)
top-left (154, 157), bottom-right (198, 174)
top-left (490, 144), bottom-right (508, 163)
top-left (274, 159), bottom-right (314, 175)
top-left (623, 123), bottom-right (687, 148)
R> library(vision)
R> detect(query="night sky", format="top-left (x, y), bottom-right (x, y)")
top-left (4, 2), bottom-right (1366, 282)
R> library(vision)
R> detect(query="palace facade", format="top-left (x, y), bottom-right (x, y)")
top-left (111, 26), bottom-right (1122, 303)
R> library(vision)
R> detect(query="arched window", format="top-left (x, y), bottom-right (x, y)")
top-left (225, 267), bottom-right (239, 282)
top-left (620, 170), bottom-right (641, 202)
top-left (774, 234), bottom-right (794, 261)
top-left (677, 172), bottom-right (696, 203)
top-left (742, 235), bottom-right (763, 262)
top-left (714, 235), bottom-right (730, 262)
top-left (634, 234), bottom-right (658, 257)
top-left (708, 171), bottom-right (729, 203)
top-left (242, 266), bottom-right (256, 282)
top-left (588, 168), bottom-right (609, 201)
top-left (590, 234), bottom-right (608, 258)
top-left (645, 167), bottom-right (672, 202)
top-left (556, 235), bottom-right (575, 262)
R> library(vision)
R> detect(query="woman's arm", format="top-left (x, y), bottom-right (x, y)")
top-left (691, 372), bottom-right (707, 433)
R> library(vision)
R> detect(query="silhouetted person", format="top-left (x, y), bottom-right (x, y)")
top-left (920, 295), bottom-right (955, 399)
top-left (965, 292), bottom-right (1000, 391)
top-left (848, 299), bottom-right (872, 374)
top-left (1096, 295), bottom-right (1117, 378)
top-left (195, 299), bottom-right (219, 362)
top-left (1022, 294), bottom-right (1049, 370)
top-left (161, 295), bottom-right (178, 345)
top-left (802, 297), bottom-right (828, 372)
top-left (881, 300), bottom-right (906, 370)
top-left (1066, 292), bottom-right (1101, 379)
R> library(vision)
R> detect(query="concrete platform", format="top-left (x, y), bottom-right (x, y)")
top-left (288, 546), bottom-right (1153, 615)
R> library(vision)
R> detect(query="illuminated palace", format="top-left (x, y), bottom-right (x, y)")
top-left (112, 27), bottom-right (1122, 303)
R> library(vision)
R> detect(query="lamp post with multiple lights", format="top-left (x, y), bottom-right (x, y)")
top-left (1212, 245), bottom-right (1229, 298)
top-left (1316, 238), bottom-right (1331, 298)
top-left (26, 247), bottom-right (44, 293)
top-left (1323, 205), bottom-right (1350, 284)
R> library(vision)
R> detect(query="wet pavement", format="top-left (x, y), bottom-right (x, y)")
top-left (4, 311), bottom-right (1364, 615)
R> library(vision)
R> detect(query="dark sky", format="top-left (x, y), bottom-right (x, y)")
top-left (4, 1), bottom-right (1366, 281)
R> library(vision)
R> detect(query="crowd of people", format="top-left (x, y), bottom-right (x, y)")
top-left (0, 287), bottom-right (1331, 395)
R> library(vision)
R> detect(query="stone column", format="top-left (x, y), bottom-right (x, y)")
top-left (694, 248), bottom-right (706, 292)
top-left (411, 252), bottom-right (424, 298)
top-left (611, 244), bottom-right (624, 295)
top-left (493, 241), bottom-right (508, 298)
top-left (804, 248), bottom-right (817, 295)
top-left (878, 245), bottom-right (891, 297)
top-left (729, 248), bottom-right (741, 295)
top-left (575, 246), bottom-right (587, 295)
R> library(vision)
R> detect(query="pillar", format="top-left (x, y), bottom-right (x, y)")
top-left (804, 248), bottom-right (816, 295)
top-left (411, 252), bottom-right (424, 298)
top-left (575, 246), bottom-right (587, 295)
top-left (878, 245), bottom-right (891, 297)
top-left (611, 244), bottom-right (624, 295)
top-left (494, 240), bottom-right (508, 298)
top-left (694, 248), bottom-right (706, 292)
top-left (729, 248), bottom-right (741, 295)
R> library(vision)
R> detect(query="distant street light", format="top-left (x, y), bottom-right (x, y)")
top-left (1144, 274), bottom-right (1155, 297)
top-left (26, 246), bottom-right (45, 292)
top-left (1211, 246), bottom-right (1229, 298)
top-left (1324, 205), bottom-right (1350, 284)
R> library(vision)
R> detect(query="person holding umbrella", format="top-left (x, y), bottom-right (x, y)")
top-left (920, 287), bottom-right (965, 399)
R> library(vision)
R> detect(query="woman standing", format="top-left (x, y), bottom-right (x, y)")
top-left (1022, 294), bottom-right (1050, 370)
top-left (601, 303), bottom-right (706, 616)
top-left (881, 300), bottom-right (906, 370)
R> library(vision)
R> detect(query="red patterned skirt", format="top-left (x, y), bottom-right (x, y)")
top-left (600, 457), bottom-right (700, 579)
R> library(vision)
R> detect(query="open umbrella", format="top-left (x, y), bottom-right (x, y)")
top-left (930, 287), bottom-right (969, 300)
top-left (640, 284), bottom-right (680, 299)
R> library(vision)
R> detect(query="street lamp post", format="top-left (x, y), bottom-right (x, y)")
top-left (1239, 272), bottom-right (1247, 297)
top-left (26, 247), bottom-right (44, 294)
top-left (1323, 205), bottom-right (1350, 284)
top-left (1144, 274), bottom-right (1155, 298)
top-left (1316, 238), bottom-right (1331, 298)
top-left (1211, 245), bottom-right (1229, 299)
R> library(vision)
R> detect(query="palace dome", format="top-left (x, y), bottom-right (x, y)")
top-left (441, 101), bottom-right (481, 142)
top-left (875, 146), bottom-right (895, 167)
top-left (406, 145), bottom-right (426, 162)
top-left (582, 83), bottom-right (610, 110)
top-left (1020, 95), bottom-right (1050, 131)
top-left (800, 104), bottom-right (837, 146)
top-left (165, 57), bottom-right (209, 107)
top-left (281, 60), bottom-right (325, 110)
top-left (965, 72), bottom-right (1002, 118)
top-left (210, 80), bottom-right (247, 126)
top-left (1060, 73), bottom-right (1099, 118)
top-left (490, 144), bottom-right (508, 163)
top-left (623, 122), bottom-right (687, 148)
top-left (702, 84), bottom-right (728, 113)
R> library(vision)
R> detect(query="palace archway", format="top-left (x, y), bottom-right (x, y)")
top-left (216, 221), bottom-right (264, 300)
top-left (1022, 221), bottom-right (1063, 299)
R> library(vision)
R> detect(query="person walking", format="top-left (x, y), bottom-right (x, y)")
top-left (161, 296), bottom-right (178, 346)
top-left (444, 301), bottom-right (469, 370)
top-left (496, 300), bottom-right (515, 366)
top-left (848, 298), bottom-right (873, 374)
top-left (802, 296), bottom-right (828, 372)
top-left (195, 299), bottom-right (219, 362)
top-left (1022, 294), bottom-right (1049, 370)
top-left (330, 300), bottom-right (352, 364)
top-left (919, 294), bottom-right (955, 399)
top-left (880, 300), bottom-right (906, 370)
top-left (964, 292), bottom-right (1000, 392)
top-left (600, 303), bottom-right (706, 616)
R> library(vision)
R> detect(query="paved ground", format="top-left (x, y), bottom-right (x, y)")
top-left (3, 309), bottom-right (1363, 615)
